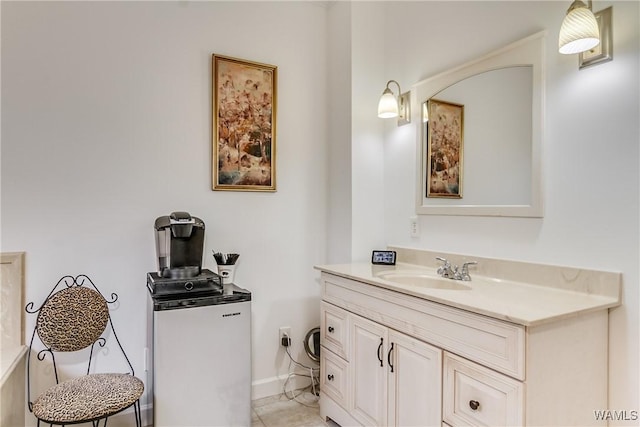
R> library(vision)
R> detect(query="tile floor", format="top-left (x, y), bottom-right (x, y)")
top-left (252, 392), bottom-right (339, 427)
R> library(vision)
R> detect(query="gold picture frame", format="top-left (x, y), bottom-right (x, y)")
top-left (212, 55), bottom-right (277, 191)
top-left (426, 99), bottom-right (464, 198)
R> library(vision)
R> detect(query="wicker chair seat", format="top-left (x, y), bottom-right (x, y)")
top-left (32, 373), bottom-right (144, 424)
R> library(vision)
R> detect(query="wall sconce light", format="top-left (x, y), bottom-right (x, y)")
top-left (377, 80), bottom-right (411, 126)
top-left (559, 1), bottom-right (613, 68)
top-left (558, 0), bottom-right (600, 54)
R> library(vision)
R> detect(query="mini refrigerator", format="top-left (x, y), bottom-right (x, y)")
top-left (147, 284), bottom-right (252, 427)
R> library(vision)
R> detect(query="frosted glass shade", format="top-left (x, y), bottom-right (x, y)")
top-left (378, 89), bottom-right (399, 118)
top-left (559, 4), bottom-right (600, 54)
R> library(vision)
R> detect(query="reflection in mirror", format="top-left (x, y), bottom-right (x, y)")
top-left (424, 66), bottom-right (533, 205)
top-left (414, 31), bottom-right (544, 217)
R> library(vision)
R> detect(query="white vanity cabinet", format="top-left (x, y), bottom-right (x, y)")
top-left (321, 301), bottom-right (442, 427)
top-left (319, 270), bottom-right (612, 427)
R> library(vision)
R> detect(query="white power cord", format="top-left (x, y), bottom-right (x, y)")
top-left (283, 343), bottom-right (320, 407)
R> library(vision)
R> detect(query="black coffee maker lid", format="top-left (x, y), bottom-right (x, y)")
top-left (169, 211), bottom-right (194, 223)
top-left (154, 211), bottom-right (204, 236)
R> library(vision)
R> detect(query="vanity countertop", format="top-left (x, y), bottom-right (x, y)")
top-left (315, 261), bottom-right (621, 327)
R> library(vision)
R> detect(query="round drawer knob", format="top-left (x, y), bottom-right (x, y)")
top-left (469, 400), bottom-right (480, 411)
top-left (328, 326), bottom-right (334, 333)
top-left (327, 374), bottom-right (334, 381)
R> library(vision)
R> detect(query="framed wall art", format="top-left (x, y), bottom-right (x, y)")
top-left (426, 99), bottom-right (464, 198)
top-left (212, 55), bottom-right (277, 191)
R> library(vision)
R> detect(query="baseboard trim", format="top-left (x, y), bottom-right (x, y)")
top-left (252, 373), bottom-right (315, 400)
top-left (320, 391), bottom-right (359, 427)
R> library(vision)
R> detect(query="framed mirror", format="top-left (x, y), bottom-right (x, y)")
top-left (414, 31), bottom-right (545, 217)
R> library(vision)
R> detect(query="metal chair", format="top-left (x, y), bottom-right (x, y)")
top-left (26, 274), bottom-right (144, 427)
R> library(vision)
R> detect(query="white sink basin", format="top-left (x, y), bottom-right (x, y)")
top-left (374, 271), bottom-right (471, 291)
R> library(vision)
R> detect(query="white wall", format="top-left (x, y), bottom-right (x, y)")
top-left (327, 2), bottom-right (353, 264)
top-left (373, 0), bottom-right (639, 421)
top-left (0, 0), bottom-right (328, 415)
top-left (350, 2), bottom-right (387, 261)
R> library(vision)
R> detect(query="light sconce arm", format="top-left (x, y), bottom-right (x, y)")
top-left (377, 79), bottom-right (411, 126)
top-left (378, 80), bottom-right (401, 118)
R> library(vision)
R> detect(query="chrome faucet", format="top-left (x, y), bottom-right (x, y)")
top-left (436, 258), bottom-right (477, 281)
top-left (455, 261), bottom-right (477, 281)
top-left (436, 257), bottom-right (456, 278)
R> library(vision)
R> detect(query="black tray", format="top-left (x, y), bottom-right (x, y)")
top-left (147, 268), bottom-right (222, 296)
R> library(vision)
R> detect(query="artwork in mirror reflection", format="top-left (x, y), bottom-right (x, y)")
top-left (421, 66), bottom-right (533, 206)
top-left (426, 99), bottom-right (464, 198)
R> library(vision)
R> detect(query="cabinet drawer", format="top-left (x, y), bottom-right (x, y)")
top-left (321, 301), bottom-right (349, 360)
top-left (443, 352), bottom-right (523, 427)
top-left (320, 347), bottom-right (349, 409)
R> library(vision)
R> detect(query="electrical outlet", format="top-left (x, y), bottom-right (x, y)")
top-left (279, 326), bottom-right (291, 347)
top-left (409, 216), bottom-right (420, 238)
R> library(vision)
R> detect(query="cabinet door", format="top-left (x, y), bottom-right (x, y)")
top-left (351, 314), bottom-right (388, 427)
top-left (387, 330), bottom-right (442, 427)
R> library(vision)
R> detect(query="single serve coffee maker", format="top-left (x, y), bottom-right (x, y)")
top-left (154, 211), bottom-right (205, 278)
top-left (149, 211), bottom-right (221, 295)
